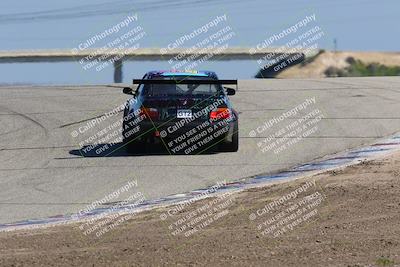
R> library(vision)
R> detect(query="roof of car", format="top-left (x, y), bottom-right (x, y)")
top-left (146, 70), bottom-right (218, 79)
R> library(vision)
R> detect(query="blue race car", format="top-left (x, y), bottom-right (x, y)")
top-left (122, 70), bottom-right (238, 154)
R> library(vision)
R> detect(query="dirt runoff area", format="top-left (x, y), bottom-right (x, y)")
top-left (1, 152), bottom-right (400, 267)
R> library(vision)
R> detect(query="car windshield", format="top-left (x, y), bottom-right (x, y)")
top-left (142, 76), bottom-right (222, 96)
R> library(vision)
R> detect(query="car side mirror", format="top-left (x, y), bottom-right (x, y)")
top-left (224, 87), bottom-right (236, 96)
top-left (123, 87), bottom-right (134, 95)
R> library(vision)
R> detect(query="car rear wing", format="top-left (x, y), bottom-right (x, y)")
top-left (132, 79), bottom-right (238, 93)
top-left (132, 79), bottom-right (237, 85)
top-left (123, 79), bottom-right (238, 96)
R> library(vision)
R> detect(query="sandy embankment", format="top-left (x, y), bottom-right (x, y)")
top-left (277, 51), bottom-right (400, 78)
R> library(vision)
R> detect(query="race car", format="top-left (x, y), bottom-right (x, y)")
top-left (122, 70), bottom-right (238, 154)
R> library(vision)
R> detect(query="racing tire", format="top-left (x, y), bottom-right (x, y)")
top-left (124, 138), bottom-right (145, 154)
top-left (123, 126), bottom-right (145, 154)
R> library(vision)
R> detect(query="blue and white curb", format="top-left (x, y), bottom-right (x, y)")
top-left (1, 133), bottom-right (400, 232)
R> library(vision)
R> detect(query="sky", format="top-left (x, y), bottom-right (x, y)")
top-left (0, 0), bottom-right (399, 51)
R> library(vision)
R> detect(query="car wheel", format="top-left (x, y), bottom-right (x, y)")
top-left (124, 138), bottom-right (145, 154)
top-left (123, 125), bottom-right (144, 154)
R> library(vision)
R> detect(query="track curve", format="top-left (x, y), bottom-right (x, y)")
top-left (1, 77), bottom-right (400, 224)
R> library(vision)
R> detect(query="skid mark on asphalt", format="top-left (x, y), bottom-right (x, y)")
top-left (58, 110), bottom-right (122, 128)
top-left (1, 106), bottom-right (48, 137)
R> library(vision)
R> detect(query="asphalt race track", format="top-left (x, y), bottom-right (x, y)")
top-left (1, 77), bottom-right (400, 224)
